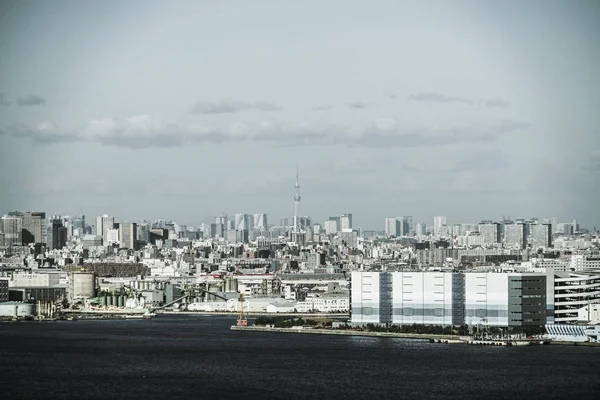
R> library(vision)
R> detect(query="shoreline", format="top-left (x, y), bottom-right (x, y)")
top-left (231, 326), bottom-right (600, 347)
top-left (230, 325), bottom-right (457, 340)
top-left (160, 311), bottom-right (350, 318)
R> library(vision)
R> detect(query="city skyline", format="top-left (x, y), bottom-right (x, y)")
top-left (1, 1), bottom-right (599, 229)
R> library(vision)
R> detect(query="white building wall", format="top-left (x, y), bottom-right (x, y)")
top-left (351, 272), bottom-right (381, 324)
top-left (391, 272), bottom-right (453, 325)
top-left (465, 273), bottom-right (508, 326)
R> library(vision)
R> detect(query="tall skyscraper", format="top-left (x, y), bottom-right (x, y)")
top-left (22, 211), bottom-right (46, 244)
top-left (1, 216), bottom-right (22, 246)
top-left (341, 214), bottom-right (353, 230)
top-left (415, 222), bottom-right (427, 236)
top-left (253, 214), bottom-right (268, 230)
top-left (96, 215), bottom-right (115, 245)
top-left (234, 214), bottom-right (251, 231)
top-left (47, 217), bottom-right (67, 250)
top-left (384, 217), bottom-right (400, 236)
top-left (119, 223), bottom-right (137, 250)
top-left (433, 216), bottom-right (447, 236)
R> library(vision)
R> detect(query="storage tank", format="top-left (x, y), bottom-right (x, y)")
top-left (101, 295), bottom-right (107, 307)
top-left (68, 272), bottom-right (96, 303)
top-left (107, 295), bottom-right (113, 306)
top-left (118, 296), bottom-right (124, 307)
top-left (112, 294), bottom-right (118, 307)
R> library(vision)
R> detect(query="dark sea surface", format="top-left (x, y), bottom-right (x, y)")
top-left (1, 315), bottom-right (599, 400)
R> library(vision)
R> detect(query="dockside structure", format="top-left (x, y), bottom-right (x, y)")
top-left (351, 272), bottom-right (547, 328)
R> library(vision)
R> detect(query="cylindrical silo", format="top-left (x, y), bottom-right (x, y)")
top-left (107, 295), bottom-right (113, 306)
top-left (69, 272), bottom-right (96, 303)
top-left (118, 296), bottom-right (124, 307)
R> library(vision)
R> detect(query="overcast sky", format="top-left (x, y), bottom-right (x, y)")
top-left (0, 0), bottom-right (598, 229)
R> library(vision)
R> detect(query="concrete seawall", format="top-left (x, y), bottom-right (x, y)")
top-left (230, 325), bottom-right (459, 340)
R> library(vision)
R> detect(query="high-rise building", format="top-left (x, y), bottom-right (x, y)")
top-left (384, 218), bottom-right (400, 236)
top-left (297, 216), bottom-right (311, 230)
top-left (137, 222), bottom-right (150, 244)
top-left (415, 222), bottom-right (427, 236)
top-left (478, 222), bottom-right (501, 244)
top-left (106, 228), bottom-right (120, 245)
top-left (22, 211), bottom-right (46, 244)
top-left (72, 215), bottom-right (85, 232)
top-left (1, 216), bottom-right (22, 246)
top-left (397, 216), bottom-right (411, 236)
top-left (529, 224), bottom-right (552, 249)
top-left (433, 216), bottom-right (447, 236)
top-left (234, 214), bottom-right (251, 231)
top-left (504, 223), bottom-right (526, 249)
top-left (253, 214), bottom-right (268, 230)
top-left (119, 223), bottom-right (137, 250)
top-left (341, 214), bottom-right (353, 230)
top-left (96, 215), bottom-right (115, 245)
top-left (280, 218), bottom-right (290, 228)
top-left (47, 216), bottom-right (67, 250)
top-left (324, 219), bottom-right (338, 235)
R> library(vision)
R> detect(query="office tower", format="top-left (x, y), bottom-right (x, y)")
top-left (341, 214), bottom-right (353, 230)
top-left (404, 216), bottom-right (413, 235)
top-left (504, 223), bottom-right (526, 249)
top-left (397, 216), bottom-right (411, 236)
top-left (253, 214), bottom-right (268, 230)
top-left (72, 215), bottom-right (85, 231)
top-left (106, 228), bottom-right (120, 245)
top-left (1, 216), bottom-right (22, 246)
top-left (234, 214), bottom-right (251, 231)
top-left (47, 216), bottom-right (67, 250)
top-left (433, 216), bottom-right (447, 236)
top-left (22, 211), bottom-right (46, 244)
top-left (415, 222), bottom-right (427, 236)
top-left (478, 222), bottom-right (501, 244)
top-left (384, 217), bottom-right (400, 236)
top-left (297, 216), bottom-right (311, 230)
top-left (324, 219), bottom-right (338, 235)
top-left (96, 215), bottom-right (115, 245)
top-left (119, 223), bottom-right (137, 249)
top-left (137, 222), bottom-right (150, 244)
top-left (529, 223), bottom-right (552, 249)
top-left (280, 217), bottom-right (290, 228)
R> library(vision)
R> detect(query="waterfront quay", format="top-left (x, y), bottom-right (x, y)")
top-left (230, 326), bottom-right (565, 346)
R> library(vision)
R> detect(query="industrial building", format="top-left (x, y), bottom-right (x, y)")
top-left (351, 271), bottom-right (547, 328)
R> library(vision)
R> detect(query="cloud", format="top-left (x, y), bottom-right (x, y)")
top-left (408, 92), bottom-right (472, 105)
top-left (0, 93), bottom-right (11, 107)
top-left (385, 93), bottom-right (397, 99)
top-left (17, 94), bottom-right (46, 107)
top-left (346, 101), bottom-right (369, 109)
top-left (2, 115), bottom-right (529, 150)
top-left (481, 98), bottom-right (510, 108)
top-left (312, 105), bottom-right (332, 111)
top-left (190, 98), bottom-right (282, 114)
top-left (4, 121), bottom-right (74, 143)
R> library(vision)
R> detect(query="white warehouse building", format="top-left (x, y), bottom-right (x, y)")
top-left (351, 271), bottom-right (547, 328)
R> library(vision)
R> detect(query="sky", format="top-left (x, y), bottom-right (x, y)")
top-left (0, 0), bottom-right (599, 230)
